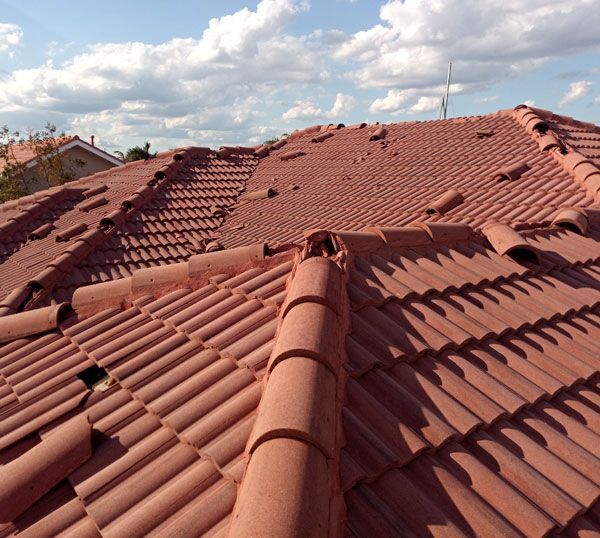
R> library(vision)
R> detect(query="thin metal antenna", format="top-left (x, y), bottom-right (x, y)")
top-left (439, 61), bottom-right (452, 120)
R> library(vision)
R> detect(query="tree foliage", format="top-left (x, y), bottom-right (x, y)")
top-left (0, 123), bottom-right (79, 203)
top-left (114, 141), bottom-right (157, 162)
top-left (263, 133), bottom-right (290, 145)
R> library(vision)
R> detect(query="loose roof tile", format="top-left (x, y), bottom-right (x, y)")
top-left (0, 414), bottom-right (91, 523)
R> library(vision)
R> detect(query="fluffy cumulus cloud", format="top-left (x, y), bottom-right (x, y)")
top-left (0, 0), bottom-right (325, 148)
top-left (0, 23), bottom-right (22, 57)
top-left (1, 0), bottom-right (599, 150)
top-left (369, 84), bottom-right (463, 115)
top-left (334, 0), bottom-right (600, 111)
top-left (559, 80), bottom-right (592, 106)
top-left (283, 92), bottom-right (355, 120)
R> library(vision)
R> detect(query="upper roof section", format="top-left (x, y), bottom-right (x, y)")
top-left (217, 105), bottom-right (600, 248)
top-left (1, 104), bottom-right (599, 315)
top-left (0, 146), bottom-right (259, 314)
top-left (3, 135), bottom-right (123, 168)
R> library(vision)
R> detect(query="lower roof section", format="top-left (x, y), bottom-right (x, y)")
top-left (0, 216), bottom-right (599, 536)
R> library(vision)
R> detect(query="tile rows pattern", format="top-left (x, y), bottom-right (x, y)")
top-left (0, 156), bottom-right (173, 302)
top-left (51, 154), bottom-right (257, 303)
top-left (218, 111), bottom-right (594, 248)
top-left (0, 150), bottom-right (258, 308)
top-left (540, 108), bottom-right (600, 168)
top-left (0, 257), bottom-right (293, 537)
top-left (342, 226), bottom-right (600, 536)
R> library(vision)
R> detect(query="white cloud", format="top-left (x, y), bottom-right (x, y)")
top-left (330, 93), bottom-right (355, 116)
top-left (369, 89), bottom-right (410, 114)
top-left (0, 0), bottom-right (324, 148)
top-left (559, 80), bottom-right (592, 106)
top-left (474, 95), bottom-right (499, 103)
top-left (523, 99), bottom-right (536, 106)
top-left (409, 96), bottom-right (440, 114)
top-left (369, 84), bottom-right (463, 115)
top-left (283, 92), bottom-right (355, 120)
top-left (0, 23), bottom-right (22, 57)
top-left (337, 0), bottom-right (600, 106)
top-left (2, 0), bottom-right (599, 150)
top-left (595, 95), bottom-right (600, 104)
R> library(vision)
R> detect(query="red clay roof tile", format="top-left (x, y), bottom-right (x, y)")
top-left (0, 105), bottom-right (599, 536)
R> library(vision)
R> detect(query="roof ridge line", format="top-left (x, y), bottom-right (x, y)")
top-left (70, 243), bottom-right (270, 312)
top-left (302, 222), bottom-right (475, 257)
top-left (512, 104), bottom-right (600, 203)
top-left (229, 250), bottom-right (348, 535)
top-left (0, 152), bottom-right (190, 315)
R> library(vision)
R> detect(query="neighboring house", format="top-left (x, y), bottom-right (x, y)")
top-left (0, 104), bottom-right (599, 537)
top-left (3, 135), bottom-right (123, 193)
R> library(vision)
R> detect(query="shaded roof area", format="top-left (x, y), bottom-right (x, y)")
top-left (0, 210), bottom-right (599, 536)
top-left (218, 106), bottom-right (600, 247)
top-left (0, 146), bottom-right (258, 313)
top-left (335, 221), bottom-right (600, 536)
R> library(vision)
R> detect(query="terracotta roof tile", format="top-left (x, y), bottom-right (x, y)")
top-left (0, 105), bottom-right (599, 536)
top-left (0, 249), bottom-right (296, 535)
top-left (218, 108), bottom-right (599, 248)
top-left (0, 148), bottom-right (258, 309)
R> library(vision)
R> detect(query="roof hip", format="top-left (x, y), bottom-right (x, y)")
top-left (230, 252), bottom-right (348, 536)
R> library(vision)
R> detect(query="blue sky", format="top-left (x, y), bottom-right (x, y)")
top-left (0, 0), bottom-right (599, 153)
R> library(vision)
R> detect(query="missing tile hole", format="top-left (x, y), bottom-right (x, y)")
top-left (77, 365), bottom-right (110, 391)
top-left (507, 247), bottom-right (539, 265)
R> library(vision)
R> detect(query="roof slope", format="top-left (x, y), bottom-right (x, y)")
top-left (337, 222), bottom-right (600, 535)
top-left (0, 147), bottom-right (258, 312)
top-left (0, 104), bottom-right (600, 536)
top-left (218, 106), bottom-right (600, 248)
top-left (1, 105), bottom-right (599, 313)
top-left (0, 209), bottom-right (598, 536)
top-left (0, 246), bottom-right (294, 536)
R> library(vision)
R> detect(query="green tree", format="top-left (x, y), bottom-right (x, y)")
top-left (263, 133), bottom-right (290, 145)
top-left (114, 141), bottom-right (157, 162)
top-left (0, 123), bottom-right (76, 203)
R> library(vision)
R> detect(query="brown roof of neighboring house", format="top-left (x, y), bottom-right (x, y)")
top-left (2, 135), bottom-right (123, 168)
top-left (0, 104), bottom-right (599, 536)
top-left (3, 136), bottom-right (77, 166)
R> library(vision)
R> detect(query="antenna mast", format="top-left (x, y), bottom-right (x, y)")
top-left (439, 61), bottom-right (452, 120)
